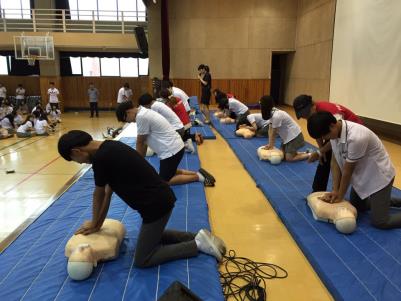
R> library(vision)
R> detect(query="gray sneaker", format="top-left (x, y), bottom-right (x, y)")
top-left (195, 229), bottom-right (222, 261)
top-left (195, 229), bottom-right (226, 261)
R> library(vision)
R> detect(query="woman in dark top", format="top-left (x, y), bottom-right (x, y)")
top-left (58, 130), bottom-right (226, 268)
top-left (198, 64), bottom-right (212, 124)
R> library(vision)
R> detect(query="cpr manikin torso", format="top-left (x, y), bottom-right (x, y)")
top-left (65, 219), bottom-right (126, 280)
top-left (235, 128), bottom-right (255, 139)
top-left (307, 192), bottom-right (357, 234)
top-left (257, 147), bottom-right (284, 165)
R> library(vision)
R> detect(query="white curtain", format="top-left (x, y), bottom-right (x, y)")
top-left (330, 0), bottom-right (401, 125)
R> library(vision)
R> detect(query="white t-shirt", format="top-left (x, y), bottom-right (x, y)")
top-left (48, 88), bottom-right (60, 103)
top-left (16, 87), bottom-right (25, 100)
top-left (34, 119), bottom-right (49, 135)
top-left (247, 113), bottom-right (270, 129)
top-left (270, 108), bottom-right (301, 144)
top-left (172, 87), bottom-right (191, 112)
top-left (136, 106), bottom-right (184, 160)
top-left (0, 87), bottom-right (6, 98)
top-left (331, 120), bottom-right (395, 200)
top-left (117, 87), bottom-right (133, 103)
top-left (17, 121), bottom-right (33, 133)
top-left (150, 101), bottom-right (184, 131)
top-left (228, 98), bottom-right (248, 115)
top-left (1, 116), bottom-right (13, 129)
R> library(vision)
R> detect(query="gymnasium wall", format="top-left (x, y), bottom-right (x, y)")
top-left (148, 0), bottom-right (298, 103)
top-left (330, 0), bottom-right (401, 126)
top-left (0, 75), bottom-right (150, 109)
top-left (283, 0), bottom-right (336, 105)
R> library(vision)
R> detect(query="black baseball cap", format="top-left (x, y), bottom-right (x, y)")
top-left (293, 94), bottom-right (313, 119)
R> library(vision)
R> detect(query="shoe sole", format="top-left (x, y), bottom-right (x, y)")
top-left (199, 168), bottom-right (216, 183)
top-left (198, 230), bottom-right (222, 261)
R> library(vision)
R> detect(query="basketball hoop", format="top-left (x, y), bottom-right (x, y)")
top-left (27, 55), bottom-right (37, 66)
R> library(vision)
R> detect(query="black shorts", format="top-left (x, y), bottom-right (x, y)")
top-left (159, 148), bottom-right (185, 182)
top-left (50, 103), bottom-right (59, 110)
top-left (200, 90), bottom-right (211, 105)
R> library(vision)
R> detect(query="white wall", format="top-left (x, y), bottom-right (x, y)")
top-left (330, 0), bottom-right (401, 125)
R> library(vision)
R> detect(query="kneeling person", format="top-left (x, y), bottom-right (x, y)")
top-left (58, 131), bottom-right (225, 268)
top-left (307, 112), bottom-right (401, 229)
top-left (116, 99), bottom-right (215, 186)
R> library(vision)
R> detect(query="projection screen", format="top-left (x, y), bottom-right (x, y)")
top-left (330, 0), bottom-right (401, 125)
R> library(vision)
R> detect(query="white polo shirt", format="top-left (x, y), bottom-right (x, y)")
top-left (117, 88), bottom-right (133, 104)
top-left (331, 120), bottom-right (395, 200)
top-left (150, 101), bottom-right (184, 131)
top-left (270, 109), bottom-right (301, 144)
top-left (136, 106), bottom-right (184, 160)
top-left (34, 119), bottom-right (49, 135)
top-left (17, 121), bottom-right (33, 133)
top-left (247, 113), bottom-right (270, 129)
top-left (172, 87), bottom-right (191, 112)
top-left (228, 97), bottom-right (248, 115)
top-left (47, 88), bottom-right (59, 103)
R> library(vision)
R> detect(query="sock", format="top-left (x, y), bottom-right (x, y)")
top-left (186, 139), bottom-right (195, 153)
top-left (197, 172), bottom-right (205, 182)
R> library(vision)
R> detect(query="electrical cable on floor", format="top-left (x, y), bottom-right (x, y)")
top-left (220, 250), bottom-right (288, 301)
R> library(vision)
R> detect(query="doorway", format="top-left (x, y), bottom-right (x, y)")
top-left (270, 53), bottom-right (290, 105)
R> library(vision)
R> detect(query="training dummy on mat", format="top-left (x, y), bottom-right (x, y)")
top-left (58, 130), bottom-right (226, 277)
top-left (307, 192), bottom-right (357, 234)
top-left (257, 147), bottom-right (284, 165)
top-left (259, 95), bottom-right (310, 162)
top-left (308, 112), bottom-right (401, 230)
top-left (65, 219), bottom-right (125, 280)
top-left (236, 113), bottom-right (270, 139)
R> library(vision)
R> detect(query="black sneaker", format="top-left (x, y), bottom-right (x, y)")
top-left (204, 177), bottom-right (215, 187)
top-left (199, 168), bottom-right (216, 183)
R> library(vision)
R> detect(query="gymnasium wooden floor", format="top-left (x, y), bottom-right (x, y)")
top-left (0, 108), bottom-right (400, 300)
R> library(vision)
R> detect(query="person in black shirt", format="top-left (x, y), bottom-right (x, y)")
top-left (198, 64), bottom-right (212, 124)
top-left (57, 130), bottom-right (226, 267)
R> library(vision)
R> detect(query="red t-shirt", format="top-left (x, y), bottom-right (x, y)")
top-left (315, 101), bottom-right (363, 124)
top-left (172, 98), bottom-right (190, 126)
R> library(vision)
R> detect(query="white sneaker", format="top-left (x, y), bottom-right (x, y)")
top-left (185, 139), bottom-right (195, 154)
top-left (195, 229), bottom-right (225, 261)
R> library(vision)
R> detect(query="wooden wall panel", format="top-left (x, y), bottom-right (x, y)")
top-left (61, 76), bottom-right (150, 109)
top-left (0, 76), bottom-right (41, 96)
top-left (172, 79), bottom-right (270, 105)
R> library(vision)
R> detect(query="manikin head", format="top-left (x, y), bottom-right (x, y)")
top-left (333, 207), bottom-right (357, 234)
top-left (67, 244), bottom-right (97, 281)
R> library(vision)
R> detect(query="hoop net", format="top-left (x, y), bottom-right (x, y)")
top-left (27, 55), bottom-right (37, 66)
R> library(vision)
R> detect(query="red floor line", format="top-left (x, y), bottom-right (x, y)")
top-left (3, 156), bottom-right (61, 195)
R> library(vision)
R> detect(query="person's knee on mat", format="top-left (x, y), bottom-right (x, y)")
top-left (371, 217), bottom-right (391, 229)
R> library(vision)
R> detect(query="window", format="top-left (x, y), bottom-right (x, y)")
top-left (138, 58), bottom-right (149, 76)
top-left (82, 57), bottom-right (100, 76)
top-left (68, 0), bottom-right (146, 21)
top-left (0, 0), bottom-right (31, 19)
top-left (100, 57), bottom-right (119, 76)
top-left (120, 58), bottom-right (138, 77)
top-left (70, 57), bottom-right (82, 74)
top-left (0, 56), bottom-right (8, 75)
top-left (72, 56), bottom-right (148, 77)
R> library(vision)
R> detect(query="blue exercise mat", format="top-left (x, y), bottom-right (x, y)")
top-left (221, 135), bottom-right (401, 301)
top-left (190, 126), bottom-right (216, 140)
top-left (209, 111), bottom-right (240, 139)
top-left (187, 96), bottom-right (216, 139)
top-left (0, 137), bottom-right (223, 301)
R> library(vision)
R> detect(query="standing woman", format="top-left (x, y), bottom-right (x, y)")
top-left (198, 64), bottom-right (212, 124)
